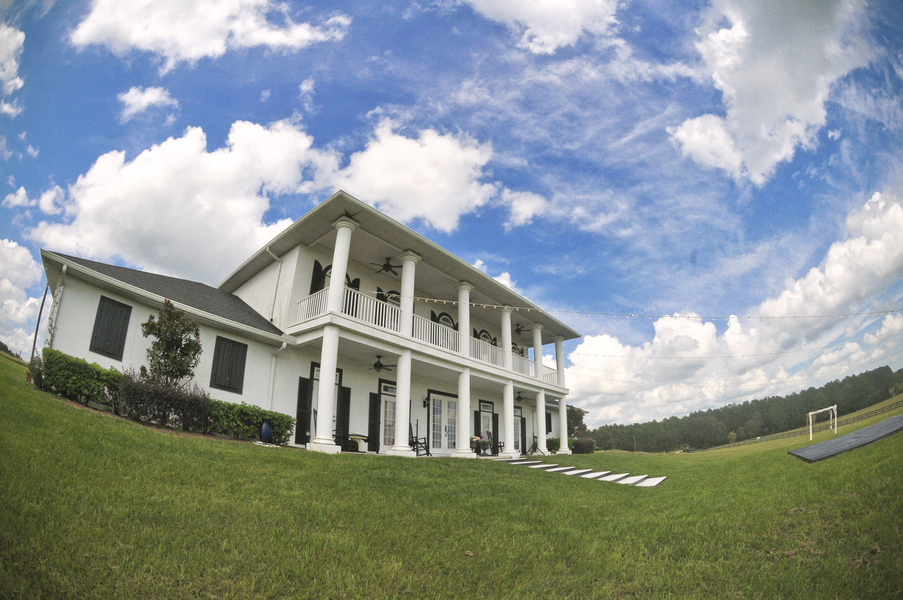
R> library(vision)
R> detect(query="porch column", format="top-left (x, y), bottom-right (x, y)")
top-left (399, 251), bottom-right (421, 337)
top-left (555, 336), bottom-right (566, 386)
top-left (454, 367), bottom-right (475, 457)
top-left (501, 380), bottom-right (518, 457)
top-left (326, 217), bottom-right (358, 314)
top-left (532, 323), bottom-right (544, 380)
top-left (456, 282), bottom-right (472, 357)
top-left (310, 324), bottom-right (342, 453)
top-left (387, 349), bottom-right (415, 456)
top-left (557, 396), bottom-right (571, 454)
top-left (536, 389), bottom-right (548, 453)
top-left (501, 307), bottom-right (512, 370)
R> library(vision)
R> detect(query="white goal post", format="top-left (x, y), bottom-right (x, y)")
top-left (807, 405), bottom-right (838, 441)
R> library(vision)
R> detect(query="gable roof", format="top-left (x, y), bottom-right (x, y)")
top-left (41, 251), bottom-right (285, 341)
top-left (219, 190), bottom-right (582, 343)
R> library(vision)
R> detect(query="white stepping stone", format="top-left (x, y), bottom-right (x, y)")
top-left (563, 469), bottom-right (594, 476)
top-left (599, 472), bottom-right (630, 482)
top-left (545, 466), bottom-right (577, 473)
top-left (529, 463), bottom-right (558, 469)
top-left (510, 461), bottom-right (542, 466)
top-left (580, 471), bottom-right (611, 479)
top-left (616, 475), bottom-right (648, 485)
top-left (634, 476), bottom-right (667, 487)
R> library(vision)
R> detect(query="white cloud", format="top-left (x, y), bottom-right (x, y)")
top-left (500, 188), bottom-right (547, 229)
top-left (118, 86), bottom-right (179, 123)
top-left (2, 186), bottom-right (31, 208)
top-left (2, 185), bottom-right (65, 214)
top-left (70, 0), bottom-right (351, 73)
top-left (26, 119), bottom-right (340, 284)
top-left (462, 0), bottom-right (620, 54)
top-left (0, 239), bottom-right (43, 356)
top-left (668, 0), bottom-right (873, 184)
top-left (0, 23), bottom-right (24, 96)
top-left (473, 259), bottom-right (522, 294)
top-left (330, 119), bottom-right (498, 232)
top-left (569, 190), bottom-right (903, 427)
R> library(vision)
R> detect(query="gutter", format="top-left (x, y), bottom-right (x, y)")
top-left (267, 342), bottom-right (288, 411)
top-left (265, 247), bottom-right (283, 323)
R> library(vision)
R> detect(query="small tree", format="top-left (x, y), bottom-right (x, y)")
top-left (141, 299), bottom-right (202, 384)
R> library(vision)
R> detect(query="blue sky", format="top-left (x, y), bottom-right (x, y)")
top-left (2, 0), bottom-right (903, 427)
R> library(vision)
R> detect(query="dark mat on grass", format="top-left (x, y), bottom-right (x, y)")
top-left (789, 414), bottom-right (903, 463)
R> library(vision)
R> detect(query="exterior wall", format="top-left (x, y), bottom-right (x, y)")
top-left (232, 246), bottom-right (301, 332)
top-left (48, 275), bottom-right (278, 408)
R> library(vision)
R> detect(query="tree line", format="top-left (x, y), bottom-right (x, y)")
top-left (586, 366), bottom-right (902, 452)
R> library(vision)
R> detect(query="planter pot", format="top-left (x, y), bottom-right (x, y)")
top-left (259, 421), bottom-right (272, 443)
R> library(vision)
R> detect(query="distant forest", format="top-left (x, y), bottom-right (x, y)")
top-left (587, 366), bottom-right (903, 452)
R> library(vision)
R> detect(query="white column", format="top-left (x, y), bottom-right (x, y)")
top-left (555, 336), bottom-right (565, 386)
top-left (501, 380), bottom-right (518, 457)
top-left (501, 307), bottom-right (512, 370)
top-left (310, 324), bottom-right (342, 453)
top-left (536, 389), bottom-right (548, 453)
top-left (388, 349), bottom-right (415, 456)
top-left (532, 323), bottom-right (544, 379)
top-left (326, 217), bottom-right (357, 314)
top-left (399, 251), bottom-right (421, 337)
top-left (456, 282), bottom-right (472, 357)
top-left (557, 396), bottom-right (571, 454)
top-left (454, 368), bottom-right (475, 457)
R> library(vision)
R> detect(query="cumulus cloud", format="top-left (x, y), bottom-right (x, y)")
top-left (462, 0), bottom-right (619, 54)
top-left (0, 239), bottom-right (43, 356)
top-left (330, 119), bottom-right (498, 232)
top-left (500, 188), bottom-right (547, 229)
top-left (70, 0), bottom-right (351, 73)
top-left (569, 190), bottom-right (903, 426)
top-left (26, 120), bottom-right (340, 283)
top-left (668, 0), bottom-right (873, 184)
top-left (0, 23), bottom-right (24, 117)
top-left (474, 259), bottom-right (522, 294)
top-left (118, 86), bottom-right (179, 123)
top-left (2, 186), bottom-right (30, 208)
top-left (2, 185), bottom-right (65, 214)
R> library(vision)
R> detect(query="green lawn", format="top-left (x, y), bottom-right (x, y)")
top-left (1, 354), bottom-right (901, 599)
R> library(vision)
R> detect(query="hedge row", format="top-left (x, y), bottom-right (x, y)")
top-left (38, 349), bottom-right (294, 445)
top-left (40, 348), bottom-right (122, 407)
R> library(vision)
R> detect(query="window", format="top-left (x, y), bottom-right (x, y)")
top-left (90, 296), bottom-right (132, 361)
top-left (210, 336), bottom-right (248, 394)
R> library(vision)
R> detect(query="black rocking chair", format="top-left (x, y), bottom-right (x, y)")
top-left (409, 422), bottom-right (430, 456)
top-left (485, 431), bottom-right (504, 456)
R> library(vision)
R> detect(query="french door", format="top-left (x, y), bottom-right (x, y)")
top-left (429, 394), bottom-right (457, 453)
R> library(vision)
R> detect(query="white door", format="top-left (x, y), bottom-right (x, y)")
top-left (430, 395), bottom-right (457, 453)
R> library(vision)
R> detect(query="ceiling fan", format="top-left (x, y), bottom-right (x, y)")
top-left (368, 355), bottom-right (396, 373)
top-left (371, 257), bottom-right (402, 276)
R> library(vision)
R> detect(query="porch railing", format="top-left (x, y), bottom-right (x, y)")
top-left (470, 337), bottom-right (505, 368)
top-left (413, 314), bottom-right (460, 353)
top-left (297, 288), bottom-right (329, 322)
top-left (343, 287), bottom-right (401, 333)
top-left (543, 371), bottom-right (559, 384)
top-left (512, 353), bottom-right (536, 377)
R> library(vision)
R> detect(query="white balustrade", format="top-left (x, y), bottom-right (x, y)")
top-left (470, 337), bottom-right (505, 368)
top-left (543, 371), bottom-right (559, 384)
top-left (343, 288), bottom-right (401, 332)
top-left (512, 353), bottom-right (536, 377)
top-left (296, 288), bottom-right (329, 323)
top-left (413, 314), bottom-right (460, 352)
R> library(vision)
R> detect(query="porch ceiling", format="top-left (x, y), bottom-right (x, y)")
top-left (220, 190), bottom-right (581, 345)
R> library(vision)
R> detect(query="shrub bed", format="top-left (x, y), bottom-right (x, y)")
top-left (119, 371), bottom-right (211, 430)
top-left (573, 437), bottom-right (596, 454)
top-left (42, 348), bottom-right (122, 407)
top-left (208, 401), bottom-right (295, 445)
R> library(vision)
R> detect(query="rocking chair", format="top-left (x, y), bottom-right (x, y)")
top-left (409, 422), bottom-right (430, 456)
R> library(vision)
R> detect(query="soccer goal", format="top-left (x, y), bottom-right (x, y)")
top-left (807, 405), bottom-right (838, 441)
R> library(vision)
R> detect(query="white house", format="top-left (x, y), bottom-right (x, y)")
top-left (40, 190), bottom-right (582, 456)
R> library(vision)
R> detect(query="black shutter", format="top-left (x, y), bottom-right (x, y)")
top-left (309, 260), bottom-right (325, 294)
top-left (89, 296), bottom-right (132, 361)
top-left (210, 337), bottom-right (248, 394)
top-left (296, 377), bottom-right (311, 444)
top-left (474, 410), bottom-right (480, 437)
top-left (368, 393), bottom-right (381, 453)
top-left (546, 411), bottom-right (552, 434)
top-left (336, 386), bottom-right (351, 448)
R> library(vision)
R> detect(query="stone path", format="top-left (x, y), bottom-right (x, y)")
top-left (496, 458), bottom-right (667, 487)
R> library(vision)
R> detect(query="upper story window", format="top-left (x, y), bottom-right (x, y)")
top-left (89, 296), bottom-right (132, 361)
top-left (210, 336), bottom-right (248, 394)
top-left (431, 311), bottom-right (457, 330)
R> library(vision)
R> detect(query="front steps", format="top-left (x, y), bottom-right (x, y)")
top-left (496, 458), bottom-right (667, 487)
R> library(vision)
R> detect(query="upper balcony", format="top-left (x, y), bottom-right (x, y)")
top-left (294, 287), bottom-right (564, 386)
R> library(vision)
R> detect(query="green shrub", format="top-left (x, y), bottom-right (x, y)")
top-left (573, 437), bottom-right (595, 454)
top-left (28, 353), bottom-right (44, 391)
top-left (547, 437), bottom-right (560, 453)
top-left (119, 371), bottom-right (211, 431)
top-left (208, 401), bottom-right (295, 445)
top-left (42, 348), bottom-right (121, 406)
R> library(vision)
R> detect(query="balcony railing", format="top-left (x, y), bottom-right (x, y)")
top-left (470, 337), bottom-right (505, 368)
top-left (413, 314), bottom-right (460, 353)
top-left (512, 353), bottom-right (536, 377)
top-left (343, 288), bottom-right (401, 333)
top-left (295, 287), bottom-right (563, 385)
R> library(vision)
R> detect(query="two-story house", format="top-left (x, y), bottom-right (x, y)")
top-left (40, 190), bottom-right (581, 456)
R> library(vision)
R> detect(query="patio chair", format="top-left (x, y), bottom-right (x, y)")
top-left (485, 430), bottom-right (504, 456)
top-left (409, 422), bottom-right (430, 456)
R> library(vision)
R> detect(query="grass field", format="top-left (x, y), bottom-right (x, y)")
top-left (1, 353), bottom-right (901, 599)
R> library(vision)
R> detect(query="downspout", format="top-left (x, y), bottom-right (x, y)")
top-left (265, 247), bottom-right (283, 324)
top-left (266, 342), bottom-right (288, 411)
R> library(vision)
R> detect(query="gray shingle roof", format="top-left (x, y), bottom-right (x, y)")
top-left (50, 252), bottom-right (283, 336)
